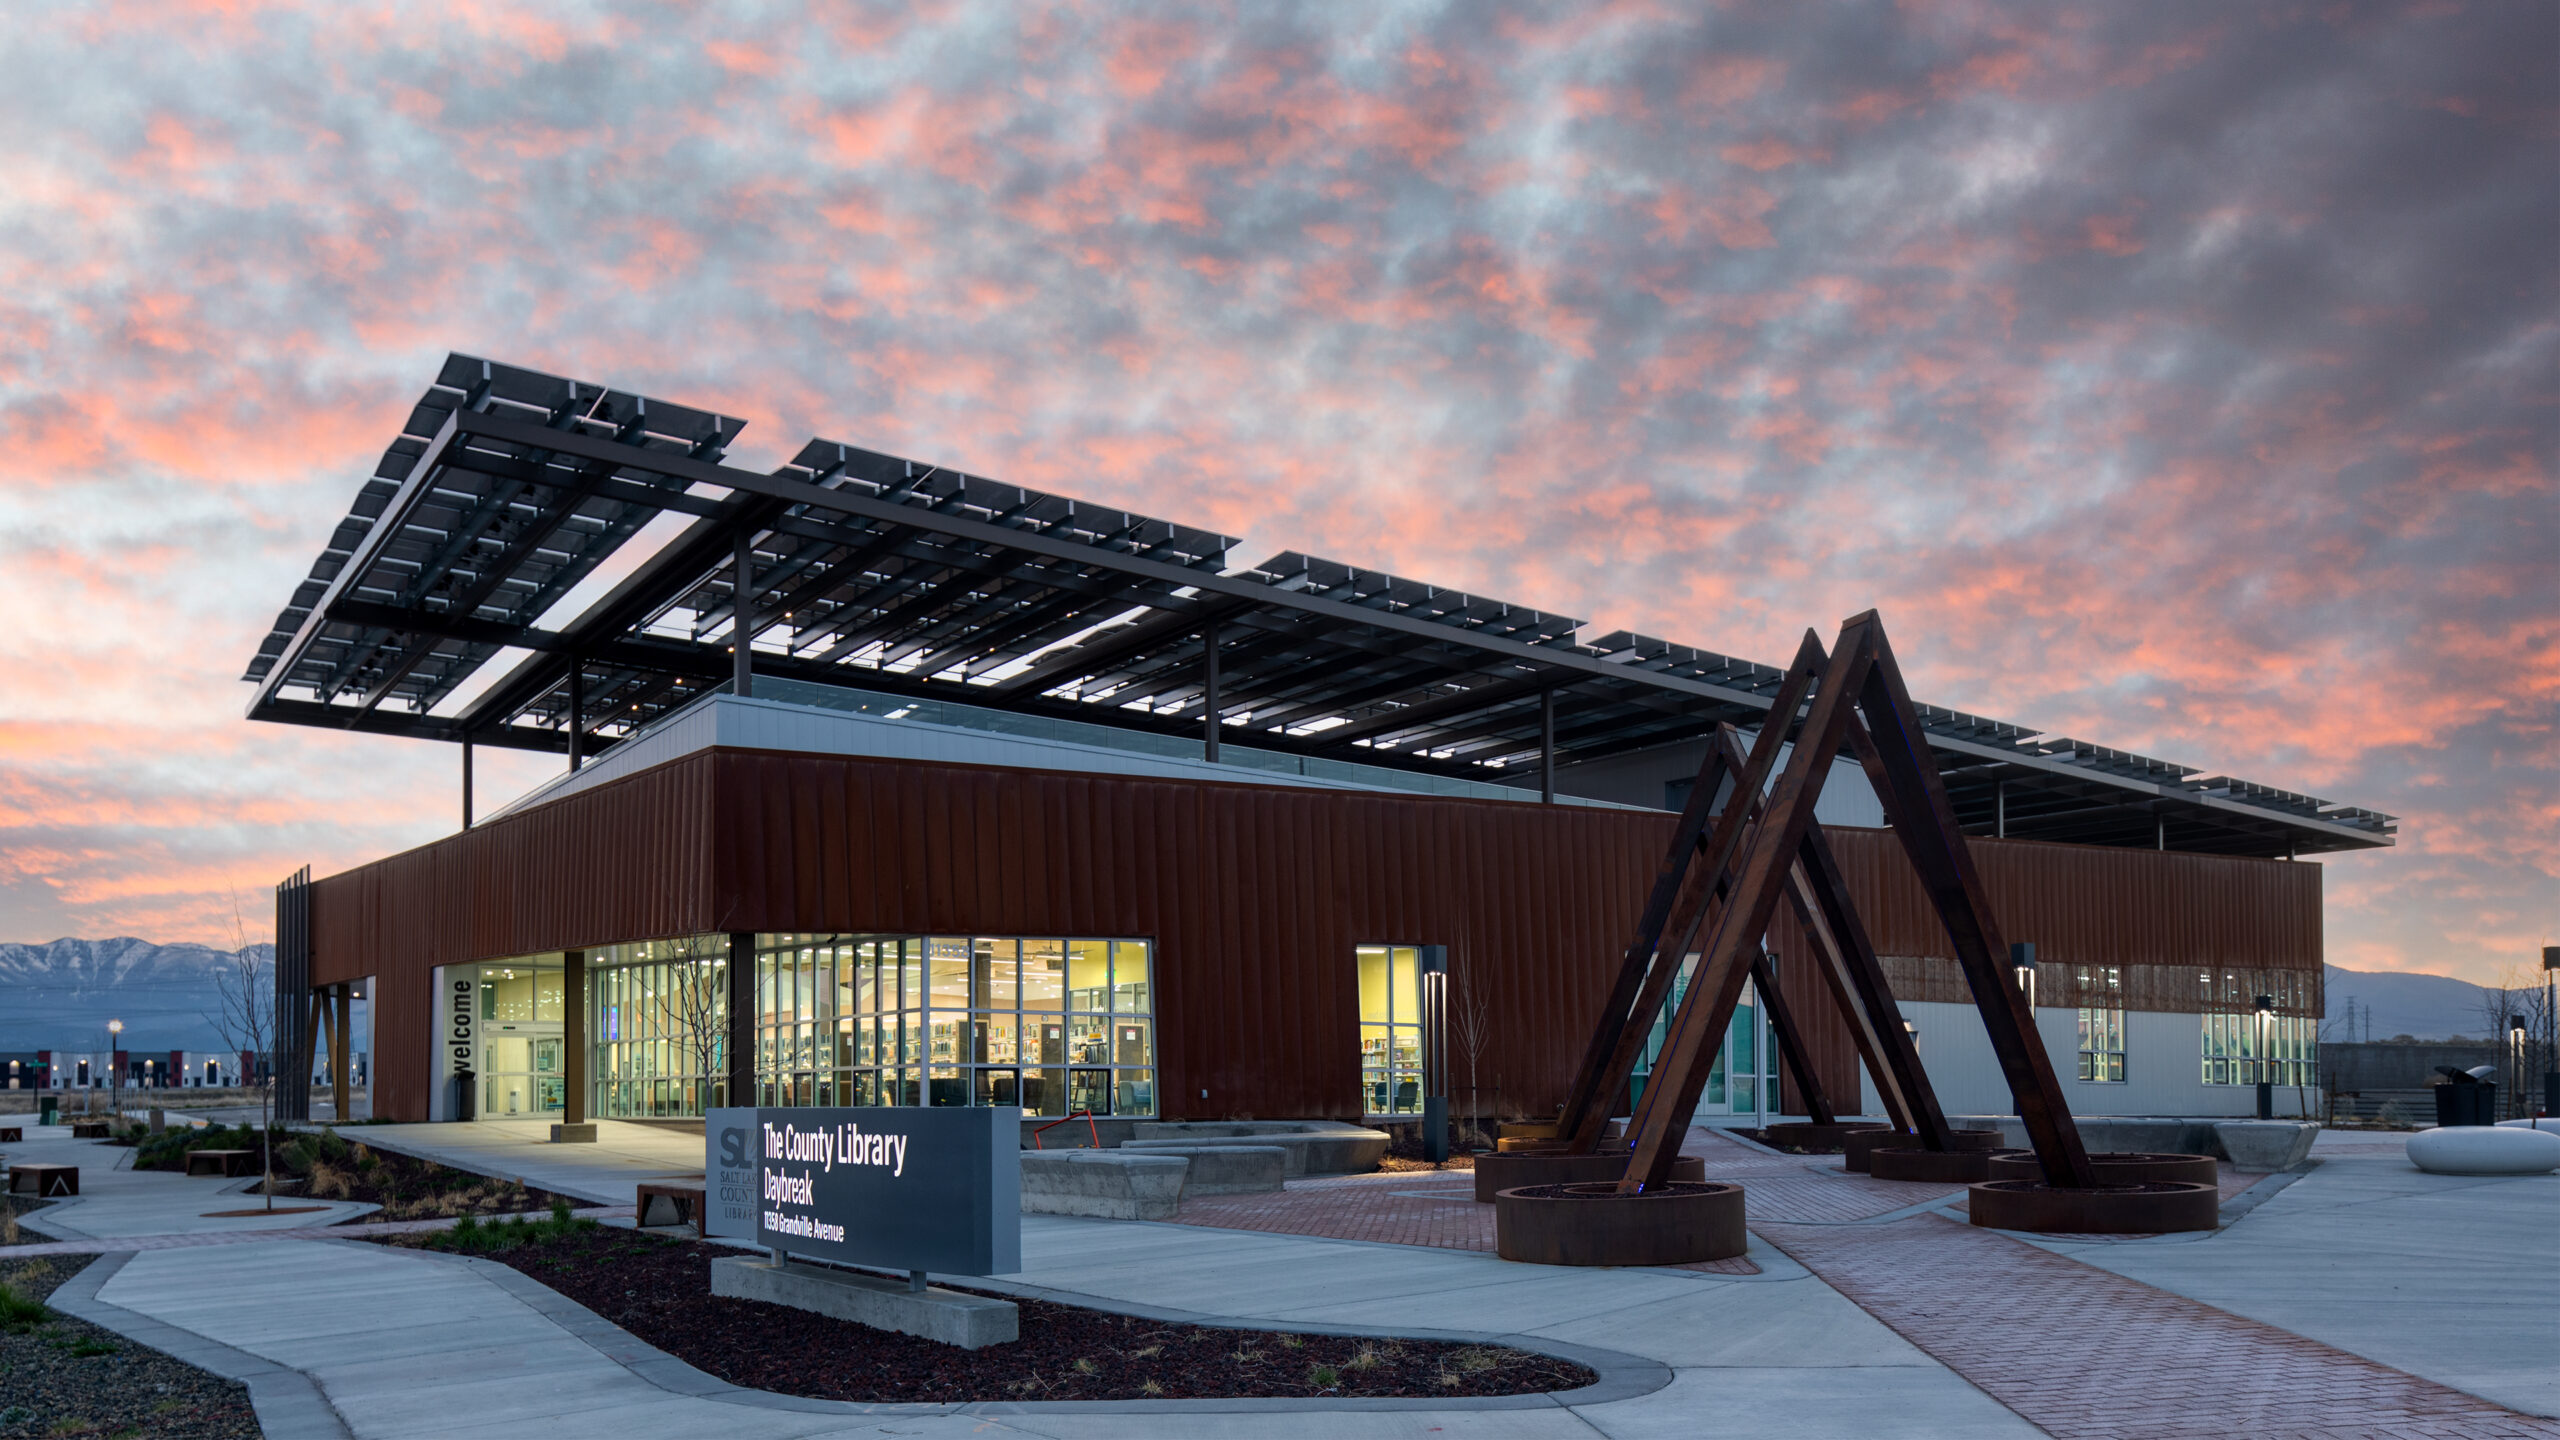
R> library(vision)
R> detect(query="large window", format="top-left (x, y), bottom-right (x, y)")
top-left (1624, 957), bottom-right (1775, 1115)
top-left (1358, 945), bottom-right (1425, 1115)
top-left (593, 936), bottom-right (729, 1118)
top-left (2075, 965), bottom-right (2126, 1083)
top-left (764, 933), bottom-right (1153, 1117)
top-left (2198, 968), bottom-right (2317, 1088)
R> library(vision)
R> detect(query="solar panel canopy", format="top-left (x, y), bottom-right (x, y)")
top-left (244, 355), bottom-right (2395, 857)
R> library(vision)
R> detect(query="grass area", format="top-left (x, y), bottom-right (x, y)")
top-left (420, 1198), bottom-right (598, 1255)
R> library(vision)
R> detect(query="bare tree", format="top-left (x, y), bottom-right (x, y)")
top-left (1451, 965), bottom-right (1494, 1150)
top-left (659, 936), bottom-right (728, 1112)
top-left (207, 890), bottom-right (278, 1210)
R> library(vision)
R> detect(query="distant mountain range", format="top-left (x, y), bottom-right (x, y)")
top-left (2324, 964), bottom-right (2520, 1043)
top-left (0, 937), bottom-right (279, 1052)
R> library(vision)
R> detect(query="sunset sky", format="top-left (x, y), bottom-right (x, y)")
top-left (0, 2), bottom-right (2549, 985)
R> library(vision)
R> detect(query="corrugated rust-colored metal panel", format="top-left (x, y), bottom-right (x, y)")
top-left (315, 746), bottom-right (2325, 1124)
top-left (307, 752), bottom-right (721, 1123)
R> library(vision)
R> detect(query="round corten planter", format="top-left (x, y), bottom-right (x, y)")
top-left (1753, 1122), bottom-right (1880, 1153)
top-left (1473, 1150), bottom-right (1707, 1203)
top-left (1495, 1119), bottom-right (1623, 1144)
top-left (1869, 1145), bottom-right (1997, 1183)
top-left (1841, 1127), bottom-right (2003, 1173)
top-left (1985, 1151), bottom-right (2218, 1186)
top-left (1968, 1179), bottom-right (2218, 1234)
top-left (1494, 1181), bottom-right (1746, 1266)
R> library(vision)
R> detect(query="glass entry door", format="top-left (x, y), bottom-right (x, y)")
top-left (481, 1035), bottom-right (564, 1117)
top-left (1628, 969), bottom-right (1775, 1118)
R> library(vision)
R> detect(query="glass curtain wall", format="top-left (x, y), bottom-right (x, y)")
top-left (1625, 959), bottom-right (1775, 1114)
top-left (2197, 967), bottom-right (2319, 1088)
top-left (757, 933), bottom-right (1155, 1117)
top-left (592, 936), bottom-right (730, 1118)
top-left (585, 932), bottom-right (1158, 1118)
top-left (1357, 945), bottom-right (1425, 1116)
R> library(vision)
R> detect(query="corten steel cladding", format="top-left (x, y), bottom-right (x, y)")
top-left (1868, 1146), bottom-right (1998, 1183)
top-left (1986, 1152), bottom-right (2218, 1186)
top-left (1755, 1122), bottom-right (1881, 1153)
top-left (1838, 1126), bottom-right (2002, 1173)
top-left (310, 740), bottom-right (2323, 1124)
top-left (1494, 1182), bottom-right (1747, 1265)
top-left (1968, 1180), bottom-right (2219, 1234)
top-left (1472, 1151), bottom-right (1706, 1204)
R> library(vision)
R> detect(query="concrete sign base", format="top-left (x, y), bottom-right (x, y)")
top-left (711, 1255), bottom-right (1019, 1349)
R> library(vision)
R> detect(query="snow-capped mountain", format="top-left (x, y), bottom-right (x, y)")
top-left (0, 937), bottom-right (274, 1051)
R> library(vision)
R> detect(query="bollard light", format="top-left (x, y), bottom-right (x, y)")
top-left (2253, 995), bottom-right (2275, 1121)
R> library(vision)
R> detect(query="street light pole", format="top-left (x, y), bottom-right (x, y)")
top-left (2253, 995), bottom-right (2274, 1122)
top-left (106, 1018), bottom-right (124, 1121)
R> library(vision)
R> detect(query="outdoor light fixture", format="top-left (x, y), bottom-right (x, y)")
top-left (107, 1017), bottom-right (124, 1115)
top-left (1419, 946), bottom-right (1450, 1163)
top-left (2010, 942), bottom-right (2037, 1008)
top-left (2253, 994), bottom-right (2275, 1121)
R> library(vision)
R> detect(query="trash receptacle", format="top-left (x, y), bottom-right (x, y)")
top-left (453, 1069), bottom-right (475, 1122)
top-left (2432, 1069), bottom-right (2496, 1127)
top-left (38, 1096), bottom-right (58, 1126)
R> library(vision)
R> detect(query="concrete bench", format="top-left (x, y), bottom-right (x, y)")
top-left (1020, 1150), bottom-right (1189, 1220)
top-left (7, 1163), bottom-right (76, 1197)
top-left (68, 1121), bottom-right (110, 1139)
top-left (0, 1126), bottom-right (20, 1143)
top-left (2213, 1121), bottom-right (2320, 1172)
top-left (1122, 1124), bottom-right (1389, 1177)
top-left (185, 1149), bottom-right (259, 1178)
top-left (636, 1179), bottom-right (707, 1233)
top-left (1126, 1144), bottom-right (1286, 1195)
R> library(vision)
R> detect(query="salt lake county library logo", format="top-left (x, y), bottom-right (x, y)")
top-left (707, 1106), bottom-right (1021, 1276)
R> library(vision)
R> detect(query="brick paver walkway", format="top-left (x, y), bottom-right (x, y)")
top-left (1760, 1214), bottom-right (2557, 1440)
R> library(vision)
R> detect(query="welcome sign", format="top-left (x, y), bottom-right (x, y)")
top-left (722, 1106), bottom-right (1021, 1276)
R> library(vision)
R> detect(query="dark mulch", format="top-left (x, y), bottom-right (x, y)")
top-left (133, 1124), bottom-right (578, 1223)
top-left (1508, 1180), bottom-right (1732, 1199)
top-left (1374, 1153), bottom-right (1478, 1173)
top-left (367, 1226), bottom-right (1594, 1403)
top-left (0, 1254), bottom-right (262, 1440)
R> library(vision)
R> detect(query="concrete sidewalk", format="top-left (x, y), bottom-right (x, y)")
top-left (350, 1119), bottom-right (706, 1206)
top-left (65, 1214), bottom-right (2037, 1439)
top-left (5, 1130), bottom-right (374, 1240)
top-left (2037, 1149), bottom-right (2560, 1418)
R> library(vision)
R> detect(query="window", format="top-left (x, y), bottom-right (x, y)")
top-left (591, 935), bottom-right (730, 1118)
top-left (2074, 965), bottom-right (2125, 1083)
top-left (2197, 967), bottom-right (2319, 1088)
top-left (1358, 945), bottom-right (1425, 1116)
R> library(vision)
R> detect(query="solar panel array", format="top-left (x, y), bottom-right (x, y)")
top-left (242, 355), bottom-right (2395, 856)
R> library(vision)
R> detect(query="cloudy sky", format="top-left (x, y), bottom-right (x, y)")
top-left (0, 1), bottom-right (2549, 984)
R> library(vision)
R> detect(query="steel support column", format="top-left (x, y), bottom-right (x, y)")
top-left (733, 531), bottom-right (755, 699)
top-left (726, 932), bottom-right (755, 1108)
top-left (461, 737), bottom-right (474, 829)
top-left (567, 664), bottom-right (586, 771)
top-left (1202, 620), bottom-right (1221, 763)
top-left (1540, 688), bottom-right (1556, 804)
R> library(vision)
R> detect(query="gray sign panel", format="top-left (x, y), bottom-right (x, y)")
top-left (750, 1106), bottom-right (1021, 1275)
top-left (704, 1107), bottom-right (759, 1239)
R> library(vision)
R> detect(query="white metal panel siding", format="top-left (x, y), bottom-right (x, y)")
top-left (1857, 1001), bottom-right (2267, 1119)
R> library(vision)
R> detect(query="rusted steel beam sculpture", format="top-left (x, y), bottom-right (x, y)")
top-left (1748, 947), bottom-right (1833, 1125)
top-left (1616, 612), bottom-right (2095, 1192)
top-left (1557, 635), bottom-right (1827, 1152)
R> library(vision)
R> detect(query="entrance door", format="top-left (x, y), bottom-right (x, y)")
top-left (480, 1034), bottom-right (564, 1118)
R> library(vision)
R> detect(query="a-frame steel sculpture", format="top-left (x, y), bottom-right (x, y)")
top-left (1555, 612), bottom-right (2098, 1192)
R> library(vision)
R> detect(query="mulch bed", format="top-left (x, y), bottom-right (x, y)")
top-left (0, 1254), bottom-right (261, 1440)
top-left (133, 1125), bottom-right (581, 1223)
top-left (367, 1226), bottom-right (1595, 1403)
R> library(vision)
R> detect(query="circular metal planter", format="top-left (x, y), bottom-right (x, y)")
top-left (1472, 1150), bottom-right (1707, 1203)
top-left (1841, 1127), bottom-right (2002, 1173)
top-left (1985, 1151), bottom-right (2218, 1186)
top-left (1967, 1179), bottom-right (2219, 1234)
top-left (1869, 1145), bottom-right (1997, 1183)
top-left (1753, 1121), bottom-right (1880, 1153)
top-left (1494, 1181), bottom-right (1746, 1266)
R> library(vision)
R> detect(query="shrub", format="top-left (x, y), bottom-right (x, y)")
top-left (0, 1285), bottom-right (48, 1332)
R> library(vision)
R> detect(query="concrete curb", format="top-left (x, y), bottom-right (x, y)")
top-left (322, 1235), bottom-right (1672, 1416)
top-left (47, 1250), bottom-right (355, 1440)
